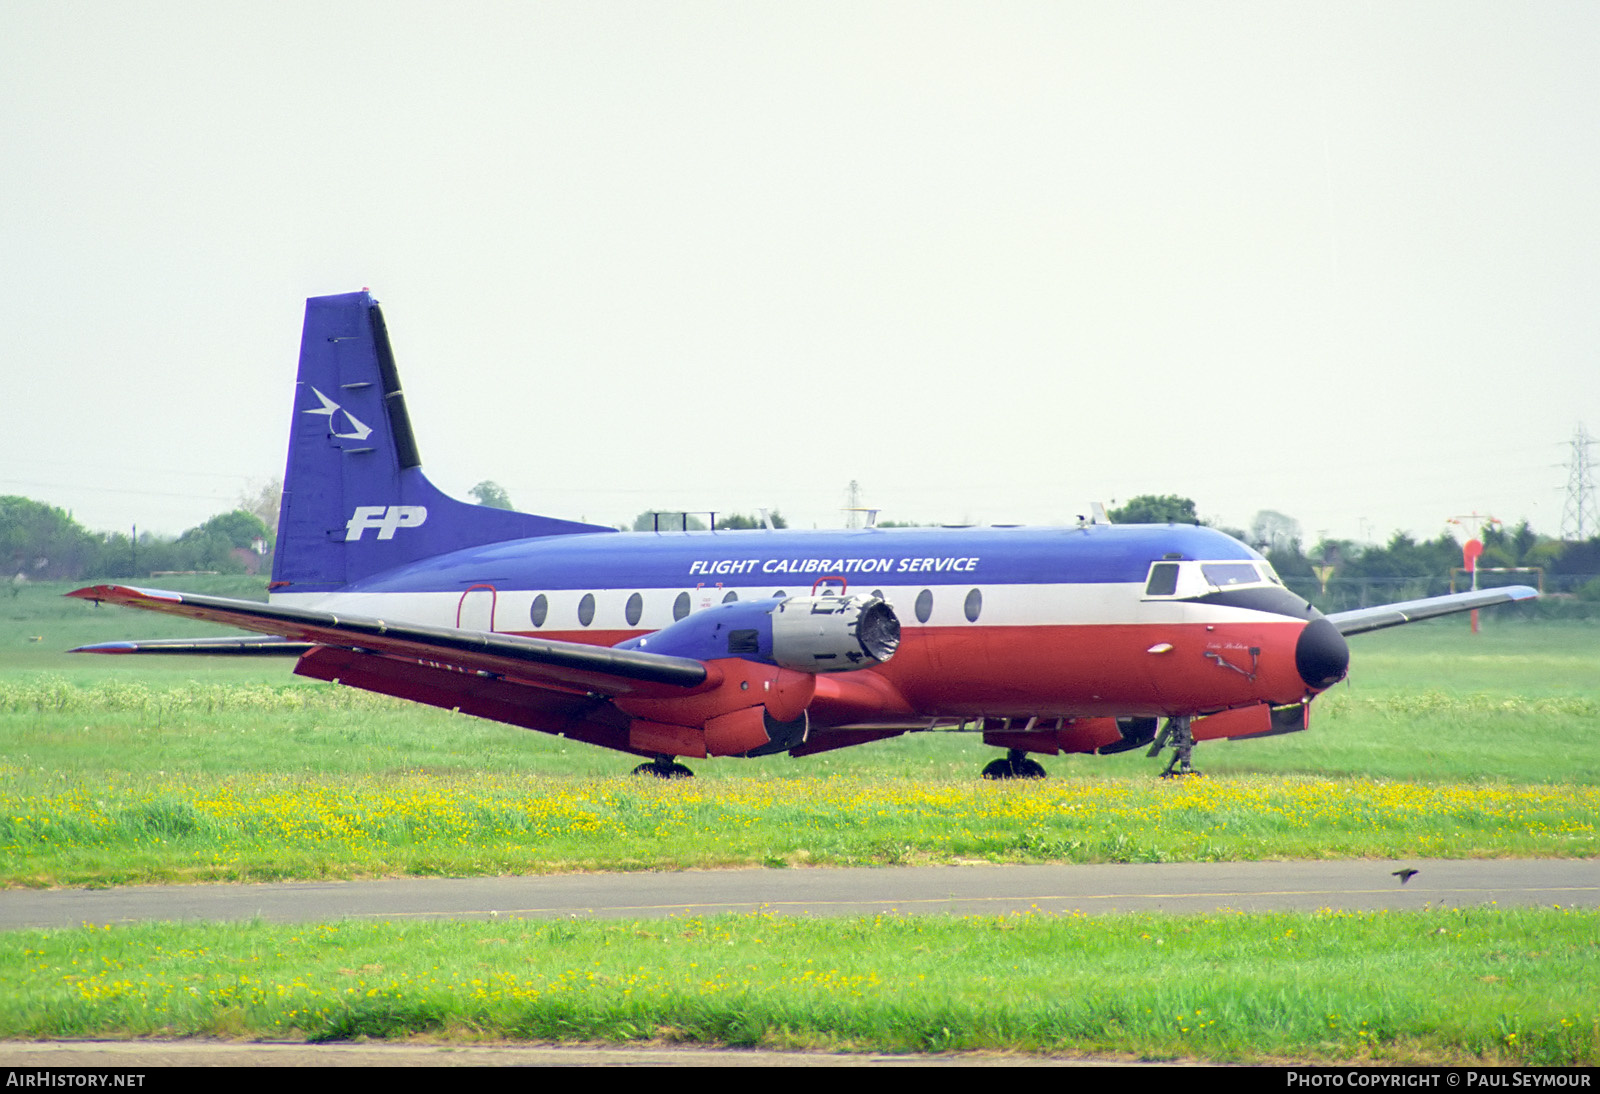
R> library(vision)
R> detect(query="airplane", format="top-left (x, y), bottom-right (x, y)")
top-left (69, 291), bottom-right (1539, 779)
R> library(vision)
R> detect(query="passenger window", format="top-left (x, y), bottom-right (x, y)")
top-left (964, 588), bottom-right (982, 622)
top-left (625, 592), bottom-right (643, 626)
top-left (673, 592), bottom-right (691, 621)
top-left (529, 594), bottom-right (548, 627)
top-left (915, 589), bottom-right (933, 623)
top-left (578, 593), bottom-right (596, 626)
top-left (722, 591), bottom-right (738, 604)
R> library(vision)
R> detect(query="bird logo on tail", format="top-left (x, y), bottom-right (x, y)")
top-left (305, 388), bottom-right (373, 441)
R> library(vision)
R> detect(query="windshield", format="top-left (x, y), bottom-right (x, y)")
top-left (1200, 562), bottom-right (1261, 588)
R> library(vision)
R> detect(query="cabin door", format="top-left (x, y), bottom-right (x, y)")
top-left (457, 584), bottom-right (498, 632)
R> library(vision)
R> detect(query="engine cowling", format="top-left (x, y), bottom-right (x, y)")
top-left (770, 594), bottom-right (901, 672)
top-left (618, 593), bottom-right (900, 673)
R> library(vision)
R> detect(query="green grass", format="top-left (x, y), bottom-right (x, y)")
top-left (3, 773), bottom-right (1595, 888)
top-left (2, 908), bottom-right (1595, 1064)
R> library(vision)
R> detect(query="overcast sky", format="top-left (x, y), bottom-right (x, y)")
top-left (4, 2), bottom-right (1595, 546)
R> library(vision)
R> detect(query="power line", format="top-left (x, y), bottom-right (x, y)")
top-left (844, 479), bottom-right (862, 529)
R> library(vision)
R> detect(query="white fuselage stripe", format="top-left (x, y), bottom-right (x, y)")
top-left (271, 582), bottom-right (1292, 633)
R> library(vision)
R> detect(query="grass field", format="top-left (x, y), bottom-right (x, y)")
top-left (3, 908), bottom-right (1596, 1064)
top-left (2, 577), bottom-right (1597, 1062)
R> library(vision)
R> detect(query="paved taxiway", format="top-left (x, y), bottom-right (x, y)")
top-left (3, 859), bottom-right (1595, 930)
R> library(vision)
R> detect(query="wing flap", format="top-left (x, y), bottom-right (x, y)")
top-left (294, 647), bottom-right (640, 754)
top-left (1327, 585), bottom-right (1538, 636)
top-left (66, 585), bottom-right (707, 696)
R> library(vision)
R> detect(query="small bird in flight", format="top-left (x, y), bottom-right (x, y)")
top-left (1392, 868), bottom-right (1420, 885)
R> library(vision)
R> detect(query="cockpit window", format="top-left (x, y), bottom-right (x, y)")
top-left (1145, 559), bottom-right (1273, 600)
top-left (1145, 562), bottom-right (1180, 596)
top-left (1201, 562), bottom-right (1261, 588)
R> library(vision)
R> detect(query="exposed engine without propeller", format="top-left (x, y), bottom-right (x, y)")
top-left (618, 593), bottom-right (900, 672)
top-left (612, 593), bottom-right (901, 760)
top-left (769, 594), bottom-right (901, 671)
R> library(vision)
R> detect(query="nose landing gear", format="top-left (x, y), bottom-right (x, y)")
top-left (1147, 715), bottom-right (1198, 778)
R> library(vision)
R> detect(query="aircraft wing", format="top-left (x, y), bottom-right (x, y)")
top-left (66, 585), bottom-right (707, 696)
top-left (1325, 585), bottom-right (1538, 637)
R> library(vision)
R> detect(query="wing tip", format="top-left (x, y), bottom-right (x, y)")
top-left (65, 585), bottom-right (182, 605)
top-left (69, 641), bottom-right (139, 654)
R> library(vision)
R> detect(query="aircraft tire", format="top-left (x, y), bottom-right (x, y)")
top-left (983, 755), bottom-right (1047, 780)
top-left (631, 761), bottom-right (694, 779)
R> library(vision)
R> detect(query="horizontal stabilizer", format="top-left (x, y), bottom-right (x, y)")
top-left (1327, 585), bottom-right (1538, 636)
top-left (71, 635), bottom-right (314, 656)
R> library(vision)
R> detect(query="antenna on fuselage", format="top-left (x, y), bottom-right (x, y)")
top-left (648, 511), bottom-right (716, 532)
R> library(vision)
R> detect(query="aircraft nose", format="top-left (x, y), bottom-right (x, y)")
top-left (1295, 616), bottom-right (1349, 690)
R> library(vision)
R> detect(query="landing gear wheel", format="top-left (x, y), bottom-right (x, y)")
top-left (982, 749), bottom-right (1047, 780)
top-left (631, 756), bottom-right (694, 778)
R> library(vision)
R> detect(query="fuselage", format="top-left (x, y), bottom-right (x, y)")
top-left (271, 522), bottom-right (1345, 723)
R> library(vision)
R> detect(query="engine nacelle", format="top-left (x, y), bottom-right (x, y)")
top-left (618, 593), bottom-right (900, 673)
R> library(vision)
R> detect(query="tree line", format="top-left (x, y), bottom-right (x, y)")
top-left (2, 496), bottom-right (273, 582)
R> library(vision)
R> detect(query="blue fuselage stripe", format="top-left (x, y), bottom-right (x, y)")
top-left (342, 524), bottom-right (1259, 594)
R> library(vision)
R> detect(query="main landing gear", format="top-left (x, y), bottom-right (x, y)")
top-left (1148, 715), bottom-right (1198, 778)
top-left (982, 749), bottom-right (1047, 780)
top-left (631, 754), bottom-right (694, 779)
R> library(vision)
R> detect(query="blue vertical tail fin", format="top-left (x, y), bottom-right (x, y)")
top-left (270, 291), bottom-right (613, 594)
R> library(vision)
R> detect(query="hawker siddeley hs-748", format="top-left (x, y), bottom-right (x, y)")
top-left (70, 292), bottom-right (1538, 778)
